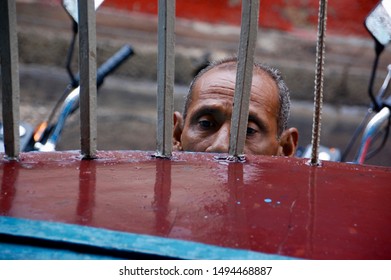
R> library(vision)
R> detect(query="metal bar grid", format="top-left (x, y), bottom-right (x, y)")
top-left (0, 0), bottom-right (263, 160)
top-left (156, 0), bottom-right (176, 158)
top-left (0, 0), bottom-right (328, 164)
top-left (0, 0), bottom-right (21, 159)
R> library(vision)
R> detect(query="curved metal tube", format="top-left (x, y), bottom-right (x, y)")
top-left (355, 107), bottom-right (390, 164)
top-left (34, 87), bottom-right (80, 152)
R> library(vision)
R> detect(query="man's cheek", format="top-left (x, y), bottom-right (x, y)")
top-left (245, 138), bottom-right (276, 156)
top-left (183, 134), bottom-right (208, 152)
top-left (183, 127), bottom-right (202, 142)
top-left (180, 129), bottom-right (197, 149)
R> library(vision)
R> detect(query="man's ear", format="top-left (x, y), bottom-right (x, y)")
top-left (173, 111), bottom-right (184, 151)
top-left (279, 127), bottom-right (299, 157)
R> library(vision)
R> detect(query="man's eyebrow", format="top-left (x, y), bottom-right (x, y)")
top-left (190, 106), bottom-right (221, 119)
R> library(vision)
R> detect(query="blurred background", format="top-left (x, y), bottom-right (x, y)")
top-left (3, 0), bottom-right (391, 166)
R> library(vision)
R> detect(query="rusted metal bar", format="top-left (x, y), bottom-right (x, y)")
top-left (229, 0), bottom-right (260, 158)
top-left (156, 0), bottom-right (175, 158)
top-left (310, 0), bottom-right (328, 166)
top-left (78, 0), bottom-right (97, 159)
top-left (0, 0), bottom-right (20, 159)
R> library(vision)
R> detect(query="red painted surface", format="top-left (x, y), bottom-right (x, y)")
top-left (1, 151), bottom-right (390, 259)
top-left (103, 0), bottom-right (379, 36)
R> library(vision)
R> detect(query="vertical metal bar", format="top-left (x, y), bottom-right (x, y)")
top-left (0, 0), bottom-right (20, 159)
top-left (78, 0), bottom-right (97, 159)
top-left (310, 0), bottom-right (328, 166)
top-left (229, 0), bottom-right (260, 158)
top-left (156, 0), bottom-right (175, 158)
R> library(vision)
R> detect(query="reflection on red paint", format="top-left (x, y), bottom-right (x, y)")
top-left (153, 159), bottom-right (172, 235)
top-left (0, 162), bottom-right (19, 215)
top-left (77, 160), bottom-right (96, 225)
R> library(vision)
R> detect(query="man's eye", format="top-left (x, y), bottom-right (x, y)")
top-left (198, 120), bottom-right (214, 129)
top-left (246, 127), bottom-right (257, 136)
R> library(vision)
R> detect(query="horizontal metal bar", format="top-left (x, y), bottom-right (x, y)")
top-left (0, 0), bottom-right (20, 159)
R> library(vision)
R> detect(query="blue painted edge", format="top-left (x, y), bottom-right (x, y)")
top-left (0, 243), bottom-right (119, 260)
top-left (0, 216), bottom-right (298, 260)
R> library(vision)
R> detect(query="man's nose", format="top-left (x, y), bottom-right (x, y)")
top-left (205, 125), bottom-right (230, 153)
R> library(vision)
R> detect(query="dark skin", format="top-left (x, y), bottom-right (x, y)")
top-left (173, 63), bottom-right (299, 156)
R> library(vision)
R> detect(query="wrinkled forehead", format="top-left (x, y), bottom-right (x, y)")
top-left (192, 63), bottom-right (279, 105)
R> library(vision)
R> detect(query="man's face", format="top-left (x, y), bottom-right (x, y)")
top-left (176, 65), bottom-right (284, 155)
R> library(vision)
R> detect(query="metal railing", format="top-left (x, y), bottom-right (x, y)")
top-left (1, 0), bottom-right (99, 159)
top-left (156, 0), bottom-right (176, 158)
top-left (1, 0), bottom-right (328, 163)
top-left (0, 0), bottom-right (20, 159)
top-left (155, 0), bottom-right (260, 159)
